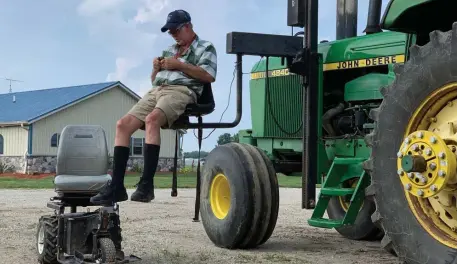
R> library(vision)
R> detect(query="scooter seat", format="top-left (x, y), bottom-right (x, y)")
top-left (54, 125), bottom-right (111, 194)
top-left (54, 174), bottom-right (111, 193)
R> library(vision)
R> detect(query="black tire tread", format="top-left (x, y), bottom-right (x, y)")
top-left (98, 237), bottom-right (116, 264)
top-left (37, 215), bottom-right (58, 264)
top-left (241, 143), bottom-right (274, 247)
top-left (380, 234), bottom-right (397, 257)
top-left (253, 145), bottom-right (280, 246)
top-left (226, 143), bottom-right (263, 248)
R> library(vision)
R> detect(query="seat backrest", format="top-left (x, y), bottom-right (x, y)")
top-left (197, 83), bottom-right (215, 108)
top-left (56, 125), bottom-right (109, 176)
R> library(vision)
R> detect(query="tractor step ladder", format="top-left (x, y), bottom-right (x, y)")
top-left (307, 157), bottom-right (369, 229)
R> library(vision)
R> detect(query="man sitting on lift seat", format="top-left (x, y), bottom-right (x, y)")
top-left (90, 9), bottom-right (217, 205)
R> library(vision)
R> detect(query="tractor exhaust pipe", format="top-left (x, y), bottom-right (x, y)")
top-left (364, 0), bottom-right (382, 34)
top-left (336, 0), bottom-right (358, 40)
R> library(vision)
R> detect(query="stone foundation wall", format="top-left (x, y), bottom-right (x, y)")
top-left (0, 156), bottom-right (26, 174)
top-left (27, 156), bottom-right (57, 174)
top-left (0, 155), bottom-right (182, 174)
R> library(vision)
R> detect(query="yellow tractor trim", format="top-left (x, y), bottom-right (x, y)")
top-left (401, 82), bottom-right (457, 249)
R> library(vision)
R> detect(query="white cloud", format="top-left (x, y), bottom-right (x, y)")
top-left (133, 0), bottom-right (170, 24)
top-left (77, 0), bottom-right (169, 95)
top-left (106, 57), bottom-right (141, 82)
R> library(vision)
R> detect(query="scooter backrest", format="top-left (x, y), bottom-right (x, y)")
top-left (56, 125), bottom-right (109, 176)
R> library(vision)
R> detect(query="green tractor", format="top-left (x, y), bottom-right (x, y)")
top-left (240, 18), bottom-right (407, 242)
top-left (191, 0), bottom-right (457, 263)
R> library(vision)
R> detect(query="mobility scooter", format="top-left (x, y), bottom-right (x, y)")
top-left (35, 125), bottom-right (139, 263)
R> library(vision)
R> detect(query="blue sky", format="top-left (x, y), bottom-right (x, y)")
top-left (0, 0), bottom-right (390, 152)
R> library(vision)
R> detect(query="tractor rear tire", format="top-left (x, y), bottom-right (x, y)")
top-left (364, 24), bottom-right (457, 263)
top-left (200, 143), bottom-right (279, 249)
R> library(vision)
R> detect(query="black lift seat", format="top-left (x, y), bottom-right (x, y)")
top-left (169, 83), bottom-right (215, 129)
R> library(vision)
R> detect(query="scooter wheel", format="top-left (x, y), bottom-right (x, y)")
top-left (36, 215), bottom-right (58, 264)
top-left (97, 237), bottom-right (116, 263)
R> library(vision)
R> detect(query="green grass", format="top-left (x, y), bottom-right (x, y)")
top-left (0, 172), bottom-right (302, 189)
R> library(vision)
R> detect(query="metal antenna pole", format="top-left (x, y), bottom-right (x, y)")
top-left (2, 77), bottom-right (23, 93)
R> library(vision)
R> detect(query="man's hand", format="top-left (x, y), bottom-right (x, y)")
top-left (160, 57), bottom-right (182, 70)
top-left (153, 57), bottom-right (162, 72)
top-left (151, 57), bottom-right (163, 84)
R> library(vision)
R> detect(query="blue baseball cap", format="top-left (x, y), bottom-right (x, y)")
top-left (161, 9), bottom-right (191, 33)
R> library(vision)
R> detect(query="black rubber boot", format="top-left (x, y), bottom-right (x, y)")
top-left (131, 144), bottom-right (160, 203)
top-left (90, 182), bottom-right (128, 205)
top-left (130, 179), bottom-right (155, 202)
top-left (90, 146), bottom-right (130, 205)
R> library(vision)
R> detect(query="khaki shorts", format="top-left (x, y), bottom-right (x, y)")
top-left (128, 84), bottom-right (197, 128)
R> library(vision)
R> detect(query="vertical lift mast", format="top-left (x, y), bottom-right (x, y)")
top-left (225, 0), bottom-right (319, 209)
top-left (300, 0), bottom-right (319, 210)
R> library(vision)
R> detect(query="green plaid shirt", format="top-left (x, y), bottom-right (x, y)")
top-left (152, 35), bottom-right (217, 96)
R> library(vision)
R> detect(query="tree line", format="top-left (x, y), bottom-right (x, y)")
top-left (183, 132), bottom-right (239, 159)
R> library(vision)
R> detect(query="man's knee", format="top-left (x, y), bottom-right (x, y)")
top-left (145, 109), bottom-right (166, 127)
top-left (116, 115), bottom-right (142, 134)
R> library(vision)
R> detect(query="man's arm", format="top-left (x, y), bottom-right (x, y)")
top-left (179, 62), bottom-right (215, 83)
top-left (162, 44), bottom-right (217, 83)
top-left (192, 44), bottom-right (217, 83)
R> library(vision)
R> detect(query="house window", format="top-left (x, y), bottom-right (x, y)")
top-left (0, 134), bottom-right (3, 154)
top-left (130, 137), bottom-right (144, 156)
top-left (51, 133), bottom-right (60, 147)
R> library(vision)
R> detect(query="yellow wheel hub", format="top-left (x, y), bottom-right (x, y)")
top-left (338, 178), bottom-right (363, 211)
top-left (397, 130), bottom-right (457, 198)
top-left (400, 82), bottom-right (457, 248)
top-left (210, 173), bottom-right (231, 219)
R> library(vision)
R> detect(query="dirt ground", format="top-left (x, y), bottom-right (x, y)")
top-left (0, 188), bottom-right (401, 264)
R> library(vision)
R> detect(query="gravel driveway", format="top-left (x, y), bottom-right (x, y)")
top-left (0, 188), bottom-right (400, 264)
